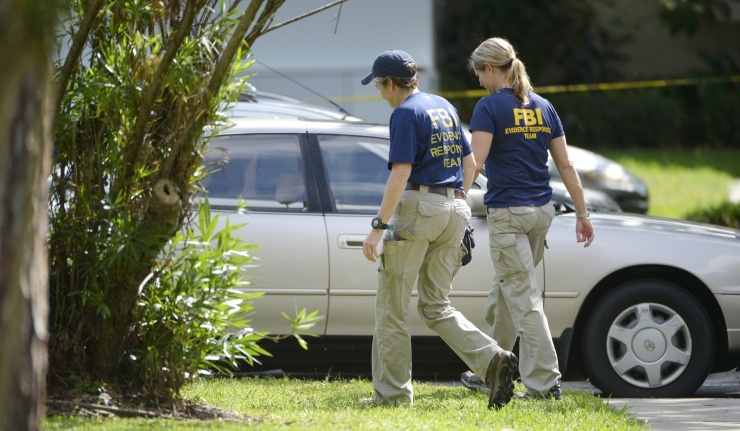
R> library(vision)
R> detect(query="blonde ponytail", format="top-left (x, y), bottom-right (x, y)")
top-left (469, 38), bottom-right (533, 106)
top-left (507, 58), bottom-right (532, 106)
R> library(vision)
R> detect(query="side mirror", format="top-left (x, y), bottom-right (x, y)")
top-left (466, 188), bottom-right (487, 218)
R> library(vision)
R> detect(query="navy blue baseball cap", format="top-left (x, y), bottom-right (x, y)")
top-left (361, 50), bottom-right (417, 85)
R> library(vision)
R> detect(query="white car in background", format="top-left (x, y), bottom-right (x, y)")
top-left (199, 117), bottom-right (740, 398)
top-left (547, 145), bottom-right (649, 214)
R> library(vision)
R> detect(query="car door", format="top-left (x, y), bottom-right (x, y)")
top-left (313, 133), bottom-right (504, 336)
top-left (201, 132), bottom-right (330, 335)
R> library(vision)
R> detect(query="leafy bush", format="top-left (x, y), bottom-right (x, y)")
top-left (547, 89), bottom-right (685, 149)
top-left (543, 82), bottom-right (740, 149)
top-left (697, 82), bottom-right (740, 147)
top-left (48, 0), bottom-right (290, 394)
top-left (133, 199), bottom-right (323, 400)
top-left (685, 201), bottom-right (740, 228)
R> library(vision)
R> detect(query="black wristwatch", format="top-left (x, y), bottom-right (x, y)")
top-left (371, 217), bottom-right (388, 230)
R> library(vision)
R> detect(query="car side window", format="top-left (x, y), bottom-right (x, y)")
top-left (317, 134), bottom-right (389, 213)
top-left (202, 134), bottom-right (306, 211)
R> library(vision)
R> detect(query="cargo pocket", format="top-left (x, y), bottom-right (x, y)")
top-left (489, 233), bottom-right (523, 275)
top-left (380, 230), bottom-right (415, 277)
top-left (380, 240), bottom-right (407, 278)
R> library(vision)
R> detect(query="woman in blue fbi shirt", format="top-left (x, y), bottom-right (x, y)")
top-left (463, 37), bottom-right (595, 400)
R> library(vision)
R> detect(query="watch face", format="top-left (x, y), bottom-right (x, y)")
top-left (371, 217), bottom-right (384, 229)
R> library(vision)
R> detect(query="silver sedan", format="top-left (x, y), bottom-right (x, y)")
top-left (201, 117), bottom-right (740, 398)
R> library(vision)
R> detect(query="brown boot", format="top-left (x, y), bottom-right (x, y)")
top-left (485, 350), bottom-right (518, 409)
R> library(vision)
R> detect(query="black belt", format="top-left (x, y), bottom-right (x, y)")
top-left (406, 182), bottom-right (465, 199)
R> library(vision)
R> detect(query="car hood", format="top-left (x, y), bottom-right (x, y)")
top-left (584, 213), bottom-right (740, 241)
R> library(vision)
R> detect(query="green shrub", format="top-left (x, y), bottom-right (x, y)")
top-left (548, 89), bottom-right (685, 149)
top-left (133, 199), bottom-right (323, 399)
top-left (697, 82), bottom-right (740, 147)
top-left (535, 82), bottom-right (740, 150)
top-left (685, 201), bottom-right (740, 228)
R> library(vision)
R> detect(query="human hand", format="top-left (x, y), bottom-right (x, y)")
top-left (576, 218), bottom-right (595, 247)
top-left (363, 229), bottom-right (384, 262)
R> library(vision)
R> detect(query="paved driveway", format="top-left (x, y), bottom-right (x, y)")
top-left (566, 371), bottom-right (740, 430)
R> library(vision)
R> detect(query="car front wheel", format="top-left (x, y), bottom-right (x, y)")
top-left (582, 280), bottom-right (714, 397)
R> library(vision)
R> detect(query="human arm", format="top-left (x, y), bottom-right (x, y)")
top-left (462, 153), bottom-right (477, 195)
top-left (549, 135), bottom-right (595, 247)
top-left (471, 130), bottom-right (493, 183)
top-left (362, 162), bottom-right (412, 262)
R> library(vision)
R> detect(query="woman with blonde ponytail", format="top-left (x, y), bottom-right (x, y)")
top-left (459, 37), bottom-right (595, 401)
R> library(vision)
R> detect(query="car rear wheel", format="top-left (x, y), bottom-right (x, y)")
top-left (582, 280), bottom-right (714, 397)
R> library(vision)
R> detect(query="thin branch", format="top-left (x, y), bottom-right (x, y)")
top-left (52, 0), bottom-right (106, 128)
top-left (119, 0), bottom-right (200, 193)
top-left (162, 0), bottom-right (271, 176)
top-left (243, 0), bottom-right (285, 47)
top-left (260, 0), bottom-right (349, 37)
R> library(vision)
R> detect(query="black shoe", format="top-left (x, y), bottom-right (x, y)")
top-left (485, 350), bottom-right (518, 409)
top-left (514, 381), bottom-right (563, 401)
top-left (548, 381), bottom-right (563, 401)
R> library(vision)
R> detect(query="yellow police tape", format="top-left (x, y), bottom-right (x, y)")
top-left (330, 75), bottom-right (740, 103)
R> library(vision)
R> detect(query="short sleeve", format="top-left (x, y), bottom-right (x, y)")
top-left (469, 98), bottom-right (495, 134)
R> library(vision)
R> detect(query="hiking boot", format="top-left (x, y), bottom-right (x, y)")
top-left (484, 350), bottom-right (518, 409)
top-left (460, 371), bottom-right (489, 393)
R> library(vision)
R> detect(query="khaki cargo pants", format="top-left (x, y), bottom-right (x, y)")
top-left (485, 204), bottom-right (561, 394)
top-left (371, 186), bottom-right (503, 405)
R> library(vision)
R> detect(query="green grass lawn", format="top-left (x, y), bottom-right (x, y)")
top-left (43, 377), bottom-right (647, 430)
top-left (597, 148), bottom-right (740, 219)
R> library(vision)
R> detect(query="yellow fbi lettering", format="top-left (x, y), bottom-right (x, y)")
top-left (426, 108), bottom-right (460, 129)
top-left (430, 143), bottom-right (463, 167)
top-left (430, 144), bottom-right (463, 157)
top-left (507, 108), bottom-right (551, 137)
top-left (513, 108), bottom-right (544, 126)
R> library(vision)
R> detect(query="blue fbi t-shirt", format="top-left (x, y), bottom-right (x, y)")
top-left (469, 88), bottom-right (564, 207)
top-left (388, 92), bottom-right (471, 189)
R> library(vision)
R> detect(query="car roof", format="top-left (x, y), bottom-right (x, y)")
top-left (216, 117), bottom-right (390, 137)
top-left (223, 91), bottom-right (365, 122)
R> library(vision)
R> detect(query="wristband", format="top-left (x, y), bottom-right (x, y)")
top-left (576, 212), bottom-right (590, 219)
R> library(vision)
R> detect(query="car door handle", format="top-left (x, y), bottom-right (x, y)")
top-left (338, 235), bottom-right (365, 248)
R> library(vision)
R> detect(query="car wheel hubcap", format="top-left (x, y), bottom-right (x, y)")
top-left (606, 302), bottom-right (691, 389)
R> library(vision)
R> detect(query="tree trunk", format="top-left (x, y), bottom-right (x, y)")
top-left (0, 60), bottom-right (54, 431)
top-left (94, 178), bottom-right (183, 381)
top-left (0, 2), bottom-right (57, 430)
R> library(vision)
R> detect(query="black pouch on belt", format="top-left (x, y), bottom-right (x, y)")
top-left (461, 223), bottom-right (475, 266)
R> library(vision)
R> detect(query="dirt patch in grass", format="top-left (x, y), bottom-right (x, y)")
top-left (45, 388), bottom-right (250, 422)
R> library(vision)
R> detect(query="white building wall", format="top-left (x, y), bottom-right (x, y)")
top-left (245, 0), bottom-right (437, 123)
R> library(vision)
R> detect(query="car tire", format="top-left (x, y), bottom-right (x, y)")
top-left (582, 280), bottom-right (714, 398)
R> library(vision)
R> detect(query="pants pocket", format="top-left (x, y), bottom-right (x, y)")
top-left (381, 230), bottom-right (416, 276)
top-left (541, 203), bottom-right (556, 221)
top-left (490, 233), bottom-right (525, 275)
